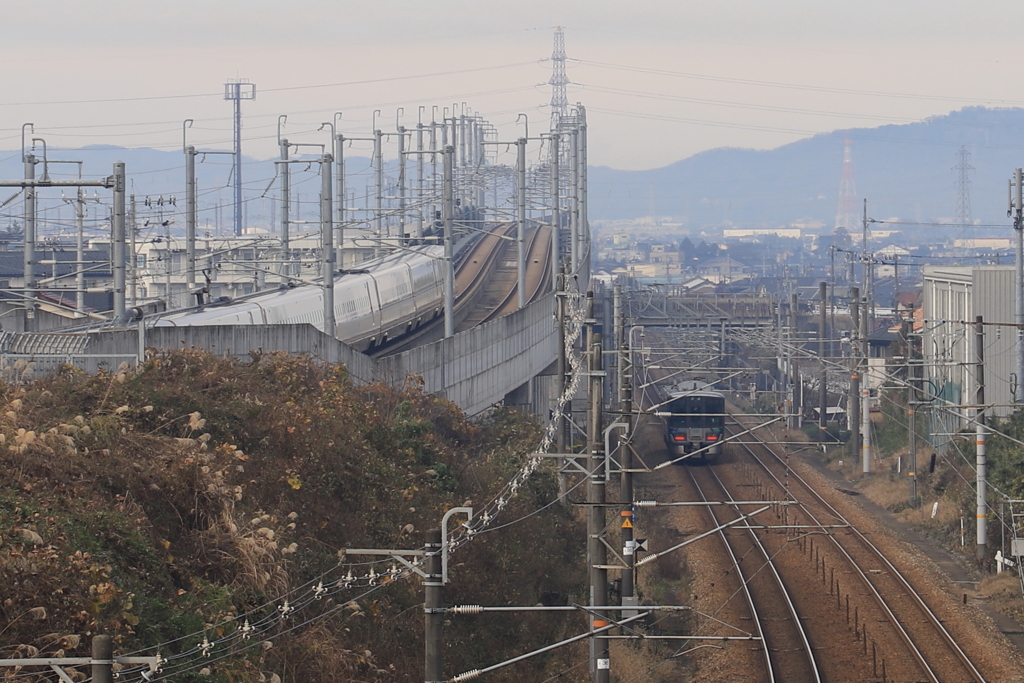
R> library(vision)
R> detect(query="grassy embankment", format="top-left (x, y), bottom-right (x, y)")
top-left (0, 350), bottom-right (589, 683)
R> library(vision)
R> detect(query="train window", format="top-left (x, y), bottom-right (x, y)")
top-left (666, 395), bottom-right (725, 429)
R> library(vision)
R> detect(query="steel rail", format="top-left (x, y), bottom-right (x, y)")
top-left (638, 331), bottom-right (818, 681)
top-left (730, 414), bottom-right (986, 683)
top-left (687, 463), bottom-right (821, 682)
top-left (479, 224), bottom-right (549, 323)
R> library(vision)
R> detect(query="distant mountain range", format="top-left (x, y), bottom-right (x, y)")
top-left (2, 107), bottom-right (1022, 237)
top-left (589, 106), bottom-right (1024, 236)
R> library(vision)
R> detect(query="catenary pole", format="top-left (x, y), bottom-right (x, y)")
top-left (585, 293), bottom-right (609, 683)
top-left (569, 127), bottom-right (578, 274)
top-left (578, 106), bottom-right (588, 264)
top-left (91, 636), bottom-right (113, 683)
top-left (860, 291), bottom-right (871, 473)
top-left (549, 133), bottom-right (561, 286)
top-left (321, 154), bottom-right (335, 337)
top-left (790, 292), bottom-right (801, 429)
top-left (1012, 168), bottom-right (1024, 402)
top-left (279, 136), bottom-right (291, 279)
top-left (903, 314), bottom-right (918, 501)
top-left (185, 145), bottom-right (197, 296)
top-left (975, 316), bottom-right (988, 561)
top-left (374, 128), bottom-right (383, 257)
top-left (112, 162), bottom-right (127, 323)
top-left (75, 188), bottom-right (85, 315)
top-left (850, 287), bottom-right (861, 472)
top-left (335, 133), bottom-right (346, 269)
top-left (416, 122), bottom-right (425, 240)
top-left (616, 285), bottom-right (637, 612)
top-left (819, 281), bottom-right (828, 438)
top-left (129, 195), bottom-right (137, 306)
top-left (517, 137), bottom-right (527, 309)
top-left (556, 269), bottom-right (568, 503)
top-left (23, 153), bottom-right (35, 330)
top-left (442, 146), bottom-right (455, 338)
top-left (424, 529), bottom-right (443, 683)
top-left (398, 125), bottom-right (407, 244)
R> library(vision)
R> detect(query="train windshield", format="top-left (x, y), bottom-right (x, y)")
top-left (666, 395), bottom-right (725, 429)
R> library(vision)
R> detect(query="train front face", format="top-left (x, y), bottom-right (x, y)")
top-left (665, 392), bottom-right (726, 460)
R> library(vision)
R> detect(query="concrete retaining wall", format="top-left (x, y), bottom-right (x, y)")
top-left (2, 294), bottom-right (558, 417)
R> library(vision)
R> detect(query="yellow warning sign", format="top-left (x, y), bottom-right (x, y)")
top-left (621, 519), bottom-right (633, 529)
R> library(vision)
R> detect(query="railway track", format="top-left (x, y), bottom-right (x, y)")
top-left (726, 413), bottom-right (987, 683)
top-left (477, 224), bottom-right (551, 324)
top-left (683, 460), bottom-right (821, 682)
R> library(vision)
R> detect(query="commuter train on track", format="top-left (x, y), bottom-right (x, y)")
top-left (154, 246), bottom-right (445, 353)
top-left (661, 386), bottom-right (726, 461)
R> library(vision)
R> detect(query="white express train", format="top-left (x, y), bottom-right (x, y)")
top-left (153, 246), bottom-right (445, 353)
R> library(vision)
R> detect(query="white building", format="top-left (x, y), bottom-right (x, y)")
top-left (922, 265), bottom-right (1016, 433)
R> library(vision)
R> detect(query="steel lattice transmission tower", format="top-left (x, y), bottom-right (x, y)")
top-left (834, 138), bottom-right (858, 242)
top-left (548, 27), bottom-right (570, 130)
top-left (224, 79), bottom-right (256, 237)
top-left (954, 145), bottom-right (974, 249)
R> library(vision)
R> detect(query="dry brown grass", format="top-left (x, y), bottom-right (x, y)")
top-left (980, 573), bottom-right (1024, 623)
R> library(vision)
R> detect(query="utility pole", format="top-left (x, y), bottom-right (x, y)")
top-left (860, 291), bottom-right (871, 474)
top-left (819, 281), bottom-right (828, 439)
top-left (442, 146), bottom-right (455, 338)
top-left (585, 292), bottom-right (609, 683)
top-left (1009, 168), bottom-right (1024, 403)
top-left (850, 287), bottom-right (861, 471)
top-left (321, 153), bottom-right (335, 337)
top-left (975, 316), bottom-right (988, 561)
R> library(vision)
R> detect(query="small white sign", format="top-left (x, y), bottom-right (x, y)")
top-left (597, 659), bottom-right (610, 670)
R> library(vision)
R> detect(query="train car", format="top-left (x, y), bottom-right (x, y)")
top-left (153, 246), bottom-right (444, 352)
top-left (662, 389), bottom-right (726, 460)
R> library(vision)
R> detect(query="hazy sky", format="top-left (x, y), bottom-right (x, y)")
top-left (2, 1), bottom-right (1022, 170)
